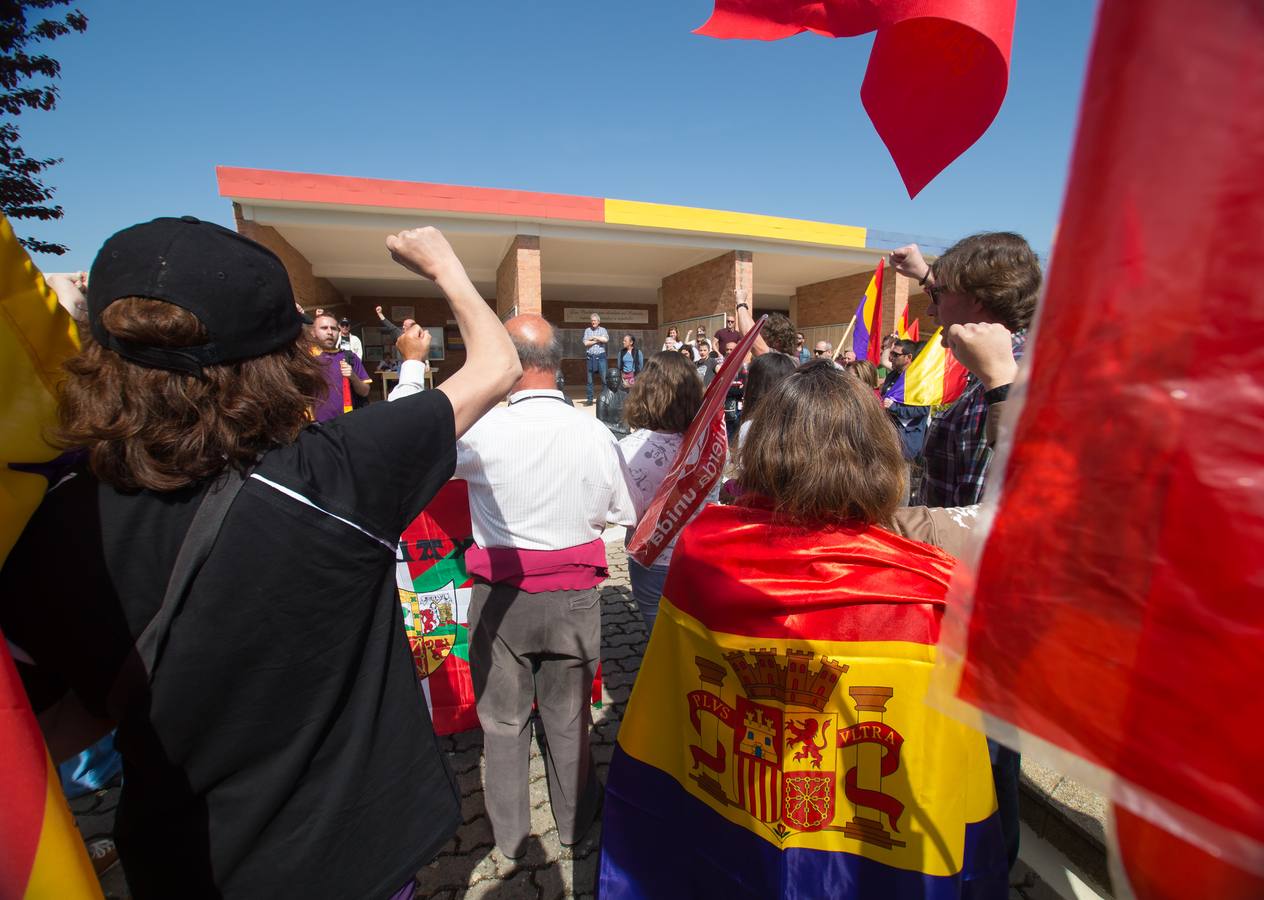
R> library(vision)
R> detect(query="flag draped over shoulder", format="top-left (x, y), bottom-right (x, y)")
top-left (936, 0), bottom-right (1264, 895)
top-left (0, 214), bottom-right (102, 898)
top-left (627, 317), bottom-right (765, 567)
top-left (397, 480), bottom-right (600, 734)
top-left (882, 327), bottom-right (967, 406)
top-left (695, 0), bottom-right (1016, 197)
top-left (601, 504), bottom-right (1006, 899)
top-left (850, 259), bottom-right (884, 364)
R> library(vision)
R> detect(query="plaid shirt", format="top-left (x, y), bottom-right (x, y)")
top-left (921, 331), bottom-right (1027, 507)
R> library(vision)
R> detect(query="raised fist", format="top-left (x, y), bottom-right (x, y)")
top-left (386, 226), bottom-right (460, 282)
top-left (397, 323), bottom-right (432, 362)
top-left (888, 244), bottom-right (930, 283)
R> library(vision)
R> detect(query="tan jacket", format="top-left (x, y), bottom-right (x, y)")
top-left (886, 399), bottom-right (1007, 558)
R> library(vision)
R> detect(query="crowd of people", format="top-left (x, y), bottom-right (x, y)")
top-left (2, 215), bottom-right (1041, 897)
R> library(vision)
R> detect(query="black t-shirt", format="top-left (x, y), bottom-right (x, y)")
top-left (0, 390), bottom-right (461, 899)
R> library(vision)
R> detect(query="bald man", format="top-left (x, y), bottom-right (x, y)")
top-left (390, 314), bottom-right (634, 859)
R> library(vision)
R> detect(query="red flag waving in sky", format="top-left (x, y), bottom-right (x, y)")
top-left (696, 0), bottom-right (1016, 197)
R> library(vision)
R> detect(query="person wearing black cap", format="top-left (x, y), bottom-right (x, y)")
top-left (0, 217), bottom-right (521, 898)
top-left (338, 315), bottom-right (364, 358)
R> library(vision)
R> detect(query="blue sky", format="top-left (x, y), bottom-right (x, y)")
top-left (20, 0), bottom-right (1099, 272)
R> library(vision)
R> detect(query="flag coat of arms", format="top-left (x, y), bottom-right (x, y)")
top-left (396, 479), bottom-right (481, 735)
top-left (396, 480), bottom-right (601, 734)
top-left (600, 503), bottom-right (1006, 899)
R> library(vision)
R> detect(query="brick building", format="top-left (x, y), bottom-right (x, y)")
top-left (217, 166), bottom-right (949, 387)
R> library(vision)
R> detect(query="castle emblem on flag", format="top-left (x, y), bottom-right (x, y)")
top-left (398, 581), bottom-right (459, 679)
top-left (686, 648), bottom-right (907, 847)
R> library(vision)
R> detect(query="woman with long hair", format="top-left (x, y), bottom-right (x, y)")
top-left (661, 326), bottom-right (682, 352)
top-left (736, 351), bottom-right (797, 449)
top-left (597, 360), bottom-right (1007, 897)
top-left (616, 351), bottom-right (708, 631)
top-left (3, 219), bottom-right (521, 898)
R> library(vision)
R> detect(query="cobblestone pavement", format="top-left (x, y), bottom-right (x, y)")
top-left (79, 543), bottom-right (1071, 899)
top-left (410, 546), bottom-right (638, 900)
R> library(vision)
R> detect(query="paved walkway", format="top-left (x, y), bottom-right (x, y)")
top-left (80, 544), bottom-right (1079, 898)
top-left (411, 548), bottom-right (638, 899)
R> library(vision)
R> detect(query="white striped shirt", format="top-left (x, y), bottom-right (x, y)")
top-left (391, 372), bottom-right (636, 550)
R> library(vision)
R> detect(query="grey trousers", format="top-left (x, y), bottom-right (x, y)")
top-left (467, 581), bottom-right (602, 858)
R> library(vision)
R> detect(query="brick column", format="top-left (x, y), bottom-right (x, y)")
top-left (794, 270), bottom-right (872, 328)
top-left (793, 264), bottom-right (910, 333)
top-left (233, 203), bottom-right (344, 312)
top-left (495, 235), bottom-right (541, 319)
top-left (661, 250), bottom-right (751, 321)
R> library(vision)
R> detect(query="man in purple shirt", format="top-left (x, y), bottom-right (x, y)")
top-left (312, 312), bottom-right (371, 421)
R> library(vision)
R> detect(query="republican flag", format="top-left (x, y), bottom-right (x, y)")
top-left (881, 327), bottom-right (967, 406)
top-left (935, 0), bottom-right (1264, 895)
top-left (0, 213), bottom-right (102, 897)
top-left (896, 304), bottom-right (919, 342)
top-left (849, 259), bottom-right (884, 365)
top-left (695, 0), bottom-right (1017, 197)
top-left (600, 503), bottom-right (1007, 898)
top-left (397, 480), bottom-right (600, 735)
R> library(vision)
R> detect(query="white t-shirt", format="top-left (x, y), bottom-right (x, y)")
top-left (617, 428), bottom-right (721, 568)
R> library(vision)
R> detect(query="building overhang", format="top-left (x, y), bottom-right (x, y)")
top-left (218, 166), bottom-right (947, 308)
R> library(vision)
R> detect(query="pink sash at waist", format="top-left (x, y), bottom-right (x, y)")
top-left (465, 538), bottom-right (609, 591)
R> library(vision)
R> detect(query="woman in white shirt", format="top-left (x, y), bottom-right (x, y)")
top-left (660, 326), bottom-right (682, 352)
top-left (616, 351), bottom-right (717, 633)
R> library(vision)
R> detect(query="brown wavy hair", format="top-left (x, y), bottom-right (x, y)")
top-left (739, 360), bottom-right (904, 526)
top-left (623, 350), bottom-right (702, 434)
top-left (760, 313), bottom-right (798, 356)
top-left (846, 359), bottom-right (879, 389)
top-left (932, 231), bottom-right (1042, 331)
top-left (58, 297), bottom-right (326, 492)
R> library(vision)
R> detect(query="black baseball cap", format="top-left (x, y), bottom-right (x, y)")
top-left (87, 216), bottom-right (301, 375)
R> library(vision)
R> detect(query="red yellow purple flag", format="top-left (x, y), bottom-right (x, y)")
top-left (601, 503), bottom-right (1006, 898)
top-left (896, 302), bottom-right (912, 341)
top-left (882, 327), bottom-right (967, 406)
top-left (849, 259), bottom-right (884, 365)
top-left (934, 0), bottom-right (1264, 895)
top-left (695, 0), bottom-right (1016, 197)
top-left (0, 213), bottom-right (102, 897)
top-left (897, 302), bottom-right (919, 342)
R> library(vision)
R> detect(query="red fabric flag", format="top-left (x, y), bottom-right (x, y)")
top-left (908, 318), bottom-right (919, 342)
top-left (939, 0), bottom-right (1264, 892)
top-left (695, 1), bottom-right (1016, 196)
top-left (867, 257), bottom-right (884, 365)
